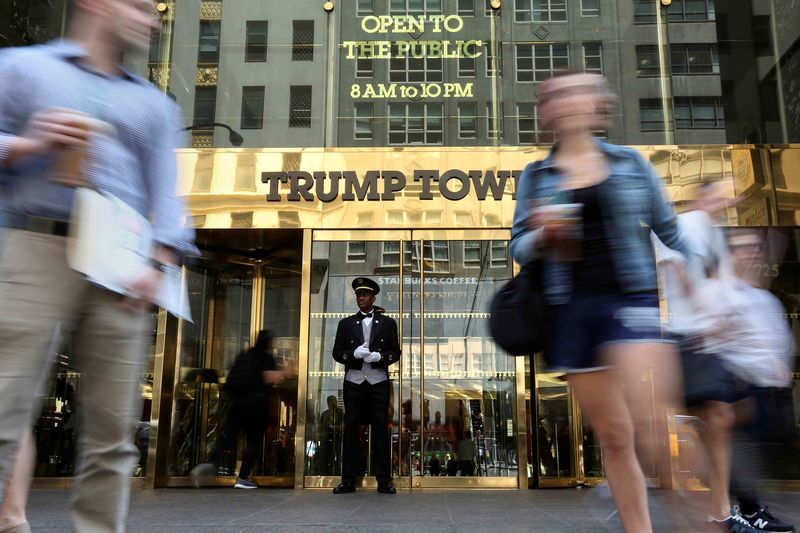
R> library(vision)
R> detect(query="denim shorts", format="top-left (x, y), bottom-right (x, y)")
top-left (546, 291), bottom-right (668, 373)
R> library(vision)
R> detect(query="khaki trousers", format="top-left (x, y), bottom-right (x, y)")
top-left (0, 230), bottom-right (148, 533)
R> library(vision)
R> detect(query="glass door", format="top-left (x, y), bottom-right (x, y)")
top-left (304, 230), bottom-right (523, 488)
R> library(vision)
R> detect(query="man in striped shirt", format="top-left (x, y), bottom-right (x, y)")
top-left (687, 228), bottom-right (795, 532)
top-left (0, 0), bottom-right (196, 531)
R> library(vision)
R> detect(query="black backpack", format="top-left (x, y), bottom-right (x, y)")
top-left (224, 349), bottom-right (262, 396)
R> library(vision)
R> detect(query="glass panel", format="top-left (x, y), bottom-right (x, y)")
top-left (258, 255), bottom-right (302, 477)
top-left (534, 355), bottom-right (575, 479)
top-left (169, 262), bottom-right (253, 476)
top-left (419, 240), bottom-right (516, 478)
top-left (305, 241), bottom-right (403, 478)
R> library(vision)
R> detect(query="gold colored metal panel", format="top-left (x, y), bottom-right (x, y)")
top-left (313, 230), bottom-right (412, 242)
top-left (195, 67), bottom-right (218, 86)
top-left (514, 354), bottom-right (528, 490)
top-left (294, 229), bottom-right (313, 488)
top-left (199, 0), bottom-right (222, 20)
top-left (175, 146), bottom-right (800, 231)
top-left (412, 229), bottom-right (510, 241)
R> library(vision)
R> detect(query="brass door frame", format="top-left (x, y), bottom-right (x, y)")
top-left (301, 229), bottom-right (521, 489)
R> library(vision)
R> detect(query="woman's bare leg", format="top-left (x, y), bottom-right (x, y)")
top-left (569, 370), bottom-right (652, 533)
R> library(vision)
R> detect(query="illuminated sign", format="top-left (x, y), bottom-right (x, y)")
top-left (344, 15), bottom-right (482, 100)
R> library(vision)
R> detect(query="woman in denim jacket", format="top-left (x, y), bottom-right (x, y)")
top-left (511, 72), bottom-right (693, 533)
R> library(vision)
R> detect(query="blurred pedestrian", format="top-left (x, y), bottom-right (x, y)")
top-left (0, 0), bottom-right (196, 529)
top-left (457, 431), bottom-right (476, 476)
top-left (687, 229), bottom-right (795, 532)
top-left (0, 431), bottom-right (34, 533)
top-left (510, 70), bottom-right (694, 532)
top-left (332, 277), bottom-right (401, 494)
top-left (192, 330), bottom-right (291, 489)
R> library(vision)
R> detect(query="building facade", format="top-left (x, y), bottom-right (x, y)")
top-left (2, 0), bottom-right (800, 490)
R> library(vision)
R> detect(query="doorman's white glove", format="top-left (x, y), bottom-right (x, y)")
top-left (354, 345), bottom-right (371, 359)
top-left (363, 351), bottom-right (382, 364)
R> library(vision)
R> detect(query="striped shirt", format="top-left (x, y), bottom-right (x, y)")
top-left (699, 277), bottom-right (794, 388)
top-left (0, 40), bottom-right (197, 258)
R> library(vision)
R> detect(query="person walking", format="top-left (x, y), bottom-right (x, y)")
top-left (331, 277), bottom-right (401, 494)
top-left (192, 330), bottom-right (290, 489)
top-left (0, 0), bottom-right (196, 530)
top-left (689, 229), bottom-right (795, 532)
top-left (510, 71), bottom-right (694, 532)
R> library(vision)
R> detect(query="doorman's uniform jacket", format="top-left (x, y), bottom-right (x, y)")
top-left (332, 311), bottom-right (401, 376)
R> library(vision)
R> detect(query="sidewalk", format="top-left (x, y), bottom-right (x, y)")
top-left (25, 487), bottom-right (800, 532)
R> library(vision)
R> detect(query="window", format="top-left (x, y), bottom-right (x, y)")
top-left (390, 0), bottom-right (442, 14)
top-left (458, 0), bottom-right (475, 15)
top-left (639, 99), bottom-right (665, 131)
top-left (384, 242), bottom-right (449, 273)
top-left (458, 55), bottom-right (476, 77)
top-left (674, 97), bottom-right (724, 129)
top-left (357, 0), bottom-right (374, 15)
top-left (670, 44), bottom-right (719, 74)
top-left (390, 52), bottom-right (443, 82)
top-left (193, 87), bottom-right (217, 127)
top-left (490, 241), bottom-right (508, 268)
top-left (148, 28), bottom-right (164, 64)
top-left (583, 42), bottom-right (602, 74)
top-left (634, 0), bottom-right (715, 23)
top-left (458, 102), bottom-right (477, 139)
top-left (517, 103), bottom-right (536, 144)
top-left (289, 85), bottom-right (312, 128)
top-left (463, 242), bottom-right (482, 268)
top-left (487, 102), bottom-right (504, 139)
top-left (356, 57), bottom-right (374, 78)
top-left (245, 21), bottom-right (268, 62)
top-left (516, 43), bottom-right (569, 82)
top-left (485, 43), bottom-right (502, 77)
top-left (292, 20), bottom-right (314, 61)
top-left (514, 0), bottom-right (568, 22)
top-left (636, 45), bottom-right (660, 77)
top-left (381, 242), bottom-right (401, 267)
top-left (198, 21), bottom-right (221, 63)
top-left (581, 0), bottom-right (600, 16)
top-left (517, 103), bottom-right (553, 144)
top-left (240, 86), bottom-right (265, 129)
top-left (406, 241), bottom-right (449, 273)
top-left (669, 0), bottom-right (715, 21)
top-left (388, 103), bottom-right (443, 145)
top-left (347, 242), bottom-right (366, 263)
top-left (637, 44), bottom-right (719, 76)
top-left (354, 103), bottom-right (374, 140)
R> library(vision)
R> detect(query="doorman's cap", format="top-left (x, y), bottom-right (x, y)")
top-left (352, 277), bottom-right (380, 295)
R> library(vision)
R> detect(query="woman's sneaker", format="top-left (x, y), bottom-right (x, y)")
top-left (742, 507), bottom-right (795, 532)
top-left (234, 477), bottom-right (257, 489)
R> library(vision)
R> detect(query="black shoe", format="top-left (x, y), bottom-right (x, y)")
top-left (377, 482), bottom-right (396, 494)
top-left (743, 507), bottom-right (795, 532)
top-left (333, 482), bottom-right (356, 494)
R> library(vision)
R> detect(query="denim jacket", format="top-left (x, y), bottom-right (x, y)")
top-left (510, 141), bottom-right (694, 305)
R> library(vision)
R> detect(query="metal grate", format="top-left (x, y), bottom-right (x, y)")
top-left (289, 86), bottom-right (312, 128)
top-left (292, 20), bottom-right (315, 61)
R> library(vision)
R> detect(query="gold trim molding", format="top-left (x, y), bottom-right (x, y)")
top-left (200, 0), bottom-right (222, 20)
top-left (195, 67), bottom-right (218, 86)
